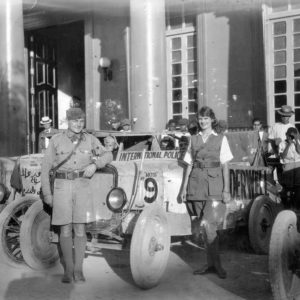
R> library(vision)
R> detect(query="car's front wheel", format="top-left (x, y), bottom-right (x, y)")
top-left (130, 204), bottom-right (170, 289)
top-left (20, 200), bottom-right (59, 270)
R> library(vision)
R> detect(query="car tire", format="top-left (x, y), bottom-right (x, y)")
top-left (20, 200), bottom-right (59, 270)
top-left (248, 195), bottom-right (279, 254)
top-left (269, 210), bottom-right (300, 300)
top-left (130, 203), bottom-right (170, 289)
top-left (0, 196), bottom-right (38, 267)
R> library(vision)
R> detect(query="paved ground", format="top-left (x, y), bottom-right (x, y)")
top-left (0, 231), bottom-right (299, 300)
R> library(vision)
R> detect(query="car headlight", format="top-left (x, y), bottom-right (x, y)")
top-left (106, 188), bottom-right (127, 212)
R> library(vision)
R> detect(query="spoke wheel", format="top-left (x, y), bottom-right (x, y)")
top-left (20, 200), bottom-right (59, 270)
top-left (0, 196), bottom-right (38, 267)
top-left (269, 210), bottom-right (300, 300)
top-left (249, 196), bottom-right (279, 254)
top-left (130, 204), bottom-right (170, 289)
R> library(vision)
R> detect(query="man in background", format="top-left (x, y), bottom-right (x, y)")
top-left (38, 116), bottom-right (59, 152)
top-left (268, 105), bottom-right (295, 185)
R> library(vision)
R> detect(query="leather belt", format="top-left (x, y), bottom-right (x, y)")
top-left (193, 161), bottom-right (220, 169)
top-left (55, 171), bottom-right (84, 180)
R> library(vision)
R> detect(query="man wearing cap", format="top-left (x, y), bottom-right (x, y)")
top-left (178, 118), bottom-right (189, 133)
top-left (268, 105), bottom-right (295, 184)
top-left (38, 116), bottom-right (59, 152)
top-left (120, 118), bottom-right (131, 132)
top-left (176, 118), bottom-right (190, 152)
top-left (268, 105), bottom-right (295, 154)
top-left (41, 107), bottom-right (113, 283)
top-left (109, 116), bottom-right (121, 131)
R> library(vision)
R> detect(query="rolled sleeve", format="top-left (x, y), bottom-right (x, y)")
top-left (92, 136), bottom-right (113, 168)
top-left (183, 139), bottom-right (192, 165)
top-left (220, 136), bottom-right (233, 164)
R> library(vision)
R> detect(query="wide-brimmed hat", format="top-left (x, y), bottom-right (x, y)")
top-left (277, 105), bottom-right (294, 116)
top-left (40, 116), bottom-right (52, 125)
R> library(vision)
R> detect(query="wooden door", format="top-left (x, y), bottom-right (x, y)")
top-left (27, 33), bottom-right (58, 153)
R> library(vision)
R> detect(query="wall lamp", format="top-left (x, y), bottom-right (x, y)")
top-left (99, 57), bottom-right (113, 81)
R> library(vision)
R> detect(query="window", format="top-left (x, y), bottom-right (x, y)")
top-left (166, 24), bottom-right (198, 123)
top-left (264, 3), bottom-right (300, 130)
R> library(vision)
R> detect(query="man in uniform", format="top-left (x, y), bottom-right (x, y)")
top-left (41, 107), bottom-right (113, 283)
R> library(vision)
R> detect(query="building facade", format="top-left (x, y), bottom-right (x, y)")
top-left (0, 0), bottom-right (297, 156)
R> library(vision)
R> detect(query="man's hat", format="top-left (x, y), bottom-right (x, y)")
top-left (121, 119), bottom-right (130, 126)
top-left (40, 116), bottom-right (52, 125)
top-left (277, 105), bottom-right (294, 116)
top-left (178, 118), bottom-right (189, 126)
top-left (66, 108), bottom-right (85, 120)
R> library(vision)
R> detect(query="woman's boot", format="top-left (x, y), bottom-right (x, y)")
top-left (211, 236), bottom-right (227, 279)
top-left (194, 237), bottom-right (227, 279)
top-left (193, 238), bottom-right (214, 275)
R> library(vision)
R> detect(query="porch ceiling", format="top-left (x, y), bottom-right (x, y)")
top-left (22, 0), bottom-right (262, 30)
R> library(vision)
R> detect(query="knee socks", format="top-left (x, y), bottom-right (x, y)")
top-left (59, 235), bottom-right (73, 275)
top-left (74, 235), bottom-right (87, 273)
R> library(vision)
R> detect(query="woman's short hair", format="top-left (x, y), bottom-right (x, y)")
top-left (198, 106), bottom-right (218, 128)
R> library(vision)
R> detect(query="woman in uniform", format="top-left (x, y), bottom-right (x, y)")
top-left (179, 106), bottom-right (233, 279)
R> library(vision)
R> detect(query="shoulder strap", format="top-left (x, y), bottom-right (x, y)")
top-left (51, 133), bottom-right (83, 172)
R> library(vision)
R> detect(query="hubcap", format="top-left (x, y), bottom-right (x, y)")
top-left (148, 236), bottom-right (164, 256)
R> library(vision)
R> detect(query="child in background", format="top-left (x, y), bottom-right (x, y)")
top-left (104, 135), bottom-right (119, 159)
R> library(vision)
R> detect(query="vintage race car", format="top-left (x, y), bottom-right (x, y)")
top-left (0, 130), bottom-right (282, 289)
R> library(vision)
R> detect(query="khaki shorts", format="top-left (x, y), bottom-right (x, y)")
top-left (52, 178), bottom-right (95, 225)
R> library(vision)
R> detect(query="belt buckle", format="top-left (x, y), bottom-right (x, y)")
top-left (67, 172), bottom-right (75, 180)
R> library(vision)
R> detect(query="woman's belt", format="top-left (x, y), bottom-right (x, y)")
top-left (55, 170), bottom-right (84, 180)
top-left (193, 161), bottom-right (220, 169)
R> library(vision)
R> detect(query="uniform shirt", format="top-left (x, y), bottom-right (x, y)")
top-left (41, 130), bottom-right (112, 200)
top-left (183, 131), bottom-right (233, 165)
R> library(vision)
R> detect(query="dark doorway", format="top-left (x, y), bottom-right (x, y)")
top-left (25, 21), bottom-right (85, 153)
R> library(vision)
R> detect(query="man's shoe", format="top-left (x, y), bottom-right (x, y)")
top-left (61, 272), bottom-right (73, 283)
top-left (193, 265), bottom-right (215, 275)
top-left (74, 271), bottom-right (86, 283)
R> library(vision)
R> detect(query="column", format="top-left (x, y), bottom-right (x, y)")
top-left (0, 0), bottom-right (27, 156)
top-left (130, 0), bottom-right (167, 132)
